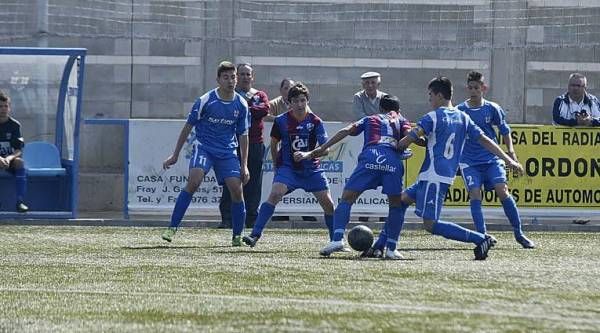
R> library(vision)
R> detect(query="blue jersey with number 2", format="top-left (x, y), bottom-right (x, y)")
top-left (457, 99), bottom-right (510, 167)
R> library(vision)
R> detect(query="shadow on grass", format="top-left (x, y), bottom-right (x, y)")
top-left (400, 247), bottom-right (473, 252)
top-left (315, 256), bottom-right (417, 261)
top-left (207, 246), bottom-right (303, 254)
top-left (121, 245), bottom-right (205, 250)
top-left (120, 245), bottom-right (300, 254)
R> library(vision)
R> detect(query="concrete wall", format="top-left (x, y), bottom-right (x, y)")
top-left (0, 0), bottom-right (598, 211)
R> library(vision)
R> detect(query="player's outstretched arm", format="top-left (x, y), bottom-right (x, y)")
top-left (478, 135), bottom-right (524, 175)
top-left (502, 133), bottom-right (518, 162)
top-left (412, 138), bottom-right (427, 147)
top-left (295, 125), bottom-right (352, 161)
top-left (238, 134), bottom-right (250, 185)
top-left (406, 128), bottom-right (427, 147)
top-left (163, 123), bottom-right (193, 170)
top-left (397, 127), bottom-right (423, 151)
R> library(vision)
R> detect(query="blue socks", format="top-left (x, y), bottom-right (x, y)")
top-left (15, 168), bottom-right (26, 202)
top-left (432, 220), bottom-right (485, 244)
top-left (332, 201), bottom-right (352, 242)
top-left (501, 196), bottom-right (523, 237)
top-left (251, 204), bottom-right (333, 240)
top-left (470, 199), bottom-right (486, 234)
top-left (170, 190), bottom-right (246, 237)
top-left (384, 204), bottom-right (408, 251)
top-left (231, 201), bottom-right (246, 236)
top-left (373, 228), bottom-right (387, 250)
top-left (471, 196), bottom-right (523, 238)
top-left (469, 196), bottom-right (523, 238)
top-left (169, 190), bottom-right (192, 228)
top-left (251, 202), bottom-right (275, 237)
top-left (324, 214), bottom-right (334, 241)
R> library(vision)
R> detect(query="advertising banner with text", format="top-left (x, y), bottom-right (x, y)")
top-left (128, 121), bottom-right (600, 214)
top-left (128, 120), bottom-right (394, 214)
top-left (428, 125), bottom-right (600, 208)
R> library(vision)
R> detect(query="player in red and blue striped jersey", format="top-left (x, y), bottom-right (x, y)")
top-left (242, 82), bottom-right (336, 247)
top-left (301, 95), bottom-right (416, 257)
top-left (457, 71), bottom-right (534, 248)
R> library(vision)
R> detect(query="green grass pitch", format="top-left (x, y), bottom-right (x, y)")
top-left (1, 226), bottom-right (599, 332)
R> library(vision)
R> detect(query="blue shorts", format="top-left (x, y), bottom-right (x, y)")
top-left (405, 181), bottom-right (450, 221)
top-left (345, 147), bottom-right (404, 195)
top-left (273, 166), bottom-right (328, 193)
top-left (461, 162), bottom-right (506, 192)
top-left (189, 143), bottom-right (240, 185)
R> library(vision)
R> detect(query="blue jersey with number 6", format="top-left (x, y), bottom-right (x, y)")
top-left (415, 106), bottom-right (483, 185)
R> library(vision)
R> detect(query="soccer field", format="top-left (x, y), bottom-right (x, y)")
top-left (1, 226), bottom-right (599, 332)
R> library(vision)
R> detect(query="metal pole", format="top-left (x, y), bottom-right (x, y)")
top-left (36, 0), bottom-right (49, 141)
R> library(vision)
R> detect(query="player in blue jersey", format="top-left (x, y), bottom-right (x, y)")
top-left (457, 71), bottom-right (534, 248)
top-left (300, 95), bottom-right (417, 258)
top-left (369, 77), bottom-right (524, 260)
top-left (241, 82), bottom-right (336, 248)
top-left (161, 61), bottom-right (250, 246)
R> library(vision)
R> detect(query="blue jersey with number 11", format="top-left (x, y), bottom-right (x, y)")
top-left (186, 88), bottom-right (249, 157)
top-left (416, 106), bottom-right (483, 185)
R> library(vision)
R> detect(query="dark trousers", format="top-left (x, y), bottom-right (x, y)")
top-left (219, 143), bottom-right (265, 228)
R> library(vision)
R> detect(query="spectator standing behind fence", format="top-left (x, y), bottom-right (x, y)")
top-left (552, 73), bottom-right (600, 127)
top-left (352, 72), bottom-right (388, 120)
top-left (218, 63), bottom-right (269, 229)
top-left (552, 73), bottom-right (598, 225)
top-left (353, 71), bottom-right (388, 222)
top-left (0, 90), bottom-right (28, 213)
top-left (267, 78), bottom-right (295, 119)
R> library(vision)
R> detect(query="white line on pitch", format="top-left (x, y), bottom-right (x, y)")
top-left (0, 287), bottom-right (597, 326)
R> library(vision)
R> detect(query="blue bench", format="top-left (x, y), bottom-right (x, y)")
top-left (23, 141), bottom-right (67, 177)
top-left (0, 141), bottom-right (68, 213)
top-left (0, 142), bottom-right (66, 177)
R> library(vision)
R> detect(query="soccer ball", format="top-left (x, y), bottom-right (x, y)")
top-left (347, 225), bottom-right (374, 252)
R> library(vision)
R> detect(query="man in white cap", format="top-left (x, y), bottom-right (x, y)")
top-left (352, 71), bottom-right (388, 120)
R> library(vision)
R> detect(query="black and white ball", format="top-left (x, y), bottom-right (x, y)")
top-left (347, 225), bottom-right (374, 252)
